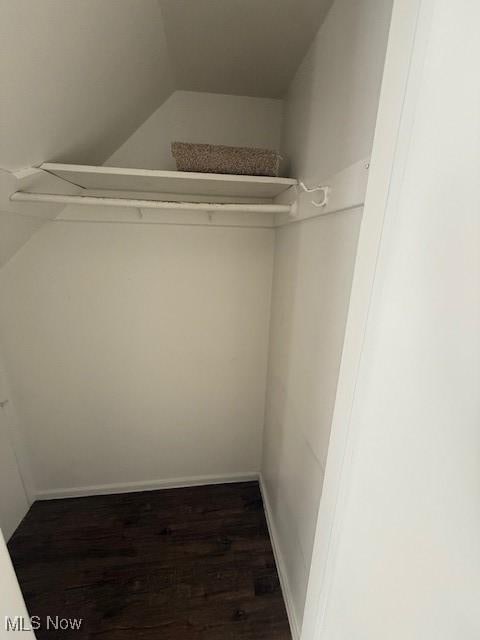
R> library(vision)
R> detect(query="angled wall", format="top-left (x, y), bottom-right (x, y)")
top-left (0, 0), bottom-right (175, 273)
top-left (107, 91), bottom-right (283, 170)
top-left (0, 0), bottom-right (174, 172)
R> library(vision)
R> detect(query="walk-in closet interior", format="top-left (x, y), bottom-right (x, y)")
top-left (0, 0), bottom-right (394, 637)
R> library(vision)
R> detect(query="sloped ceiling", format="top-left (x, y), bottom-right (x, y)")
top-left (0, 0), bottom-right (174, 172)
top-left (0, 0), bottom-right (333, 173)
top-left (159, 0), bottom-right (334, 98)
top-left (0, 0), bottom-right (332, 267)
top-left (0, 0), bottom-right (174, 268)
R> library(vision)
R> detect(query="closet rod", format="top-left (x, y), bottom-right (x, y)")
top-left (10, 192), bottom-right (292, 214)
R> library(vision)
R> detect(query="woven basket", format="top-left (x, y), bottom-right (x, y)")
top-left (171, 142), bottom-right (281, 177)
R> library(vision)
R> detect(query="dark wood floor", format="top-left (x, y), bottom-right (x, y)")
top-left (8, 481), bottom-right (291, 640)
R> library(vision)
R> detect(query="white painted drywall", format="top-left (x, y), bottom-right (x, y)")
top-left (0, 412), bottom-right (28, 541)
top-left (282, 0), bottom-right (393, 180)
top-left (0, 218), bottom-right (273, 495)
top-left (0, 349), bottom-right (30, 540)
top-left (299, 1), bottom-right (425, 636)
top-left (107, 91), bottom-right (283, 170)
top-left (0, 0), bottom-right (174, 271)
top-left (263, 210), bottom-right (362, 629)
top-left (159, 0), bottom-right (333, 98)
top-left (261, 0), bottom-right (393, 630)
top-left (0, 87), bottom-right (281, 496)
top-left (0, 0), bottom-right (174, 171)
top-left (0, 211), bottom-right (45, 270)
top-left (307, 1), bottom-right (480, 638)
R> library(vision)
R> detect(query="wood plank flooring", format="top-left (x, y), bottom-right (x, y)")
top-left (8, 481), bottom-right (291, 639)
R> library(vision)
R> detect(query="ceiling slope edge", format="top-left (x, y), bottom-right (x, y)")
top-left (0, 0), bottom-right (176, 173)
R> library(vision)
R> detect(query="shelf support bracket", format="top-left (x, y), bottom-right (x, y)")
top-left (298, 182), bottom-right (331, 208)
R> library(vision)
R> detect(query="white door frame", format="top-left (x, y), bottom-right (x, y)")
top-left (0, 529), bottom-right (36, 638)
top-left (300, 0), bottom-right (434, 637)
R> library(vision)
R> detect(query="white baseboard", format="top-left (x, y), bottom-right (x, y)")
top-left (34, 472), bottom-right (259, 500)
top-left (259, 475), bottom-right (301, 640)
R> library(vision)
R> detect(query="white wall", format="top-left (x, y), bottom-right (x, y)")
top-left (261, 0), bottom-right (393, 632)
top-left (0, 351), bottom-right (31, 540)
top-left (0, 85), bottom-right (284, 497)
top-left (282, 0), bottom-right (393, 180)
top-left (262, 211), bottom-right (362, 629)
top-left (0, 210), bottom-right (45, 270)
top-left (0, 219), bottom-right (273, 496)
top-left (159, 0), bottom-right (333, 98)
top-left (0, 419), bottom-right (28, 541)
top-left (0, 0), bottom-right (174, 171)
top-left (307, 1), bottom-right (480, 637)
top-left (0, 0), bottom-right (175, 274)
top-left (107, 91), bottom-right (283, 170)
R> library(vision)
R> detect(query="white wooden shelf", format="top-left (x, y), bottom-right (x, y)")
top-left (7, 163), bottom-right (298, 223)
top-left (40, 163), bottom-right (297, 200)
top-left (4, 158), bottom-right (370, 227)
